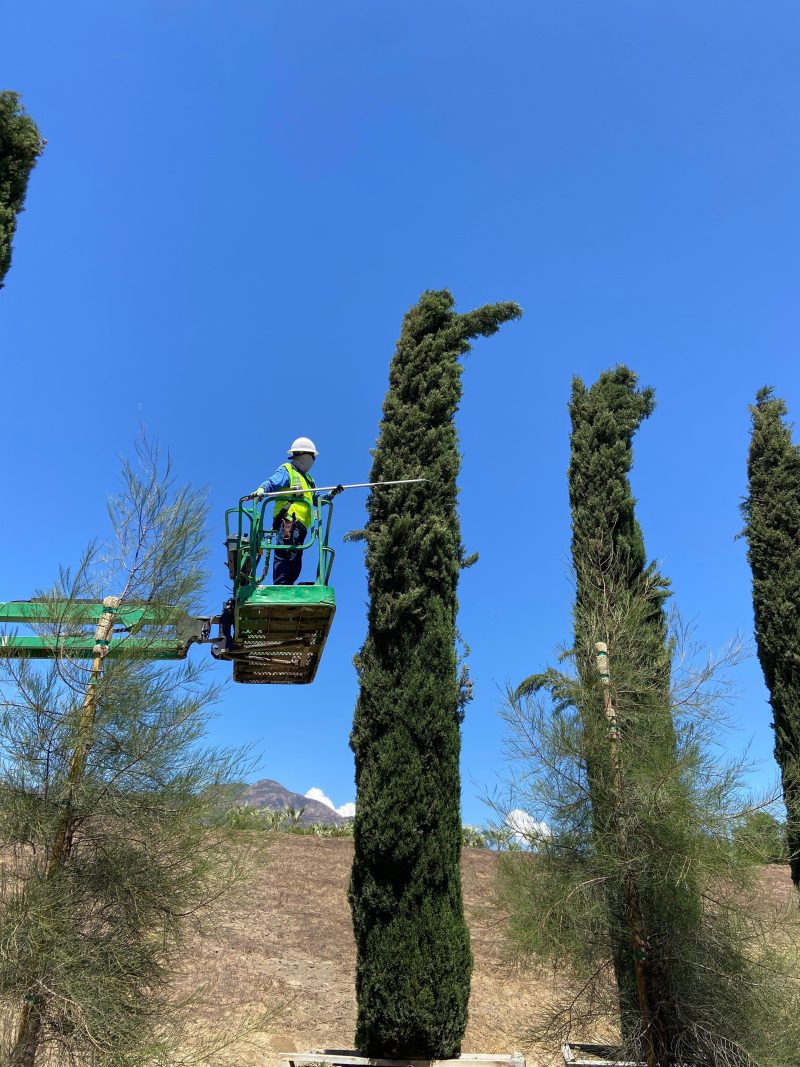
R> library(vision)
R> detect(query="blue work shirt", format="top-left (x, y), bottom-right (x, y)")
top-left (258, 464), bottom-right (296, 496)
top-left (258, 463), bottom-right (326, 502)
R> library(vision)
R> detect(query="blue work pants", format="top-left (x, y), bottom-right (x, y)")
top-left (272, 519), bottom-right (308, 585)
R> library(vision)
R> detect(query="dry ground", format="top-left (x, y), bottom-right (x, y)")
top-left (176, 836), bottom-right (796, 1067)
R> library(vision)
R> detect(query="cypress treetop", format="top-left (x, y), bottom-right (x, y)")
top-left (568, 366), bottom-right (672, 721)
top-left (569, 367), bottom-right (654, 576)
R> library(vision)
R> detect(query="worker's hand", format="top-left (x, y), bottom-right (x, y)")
top-left (253, 487), bottom-right (267, 499)
top-left (329, 484), bottom-right (344, 499)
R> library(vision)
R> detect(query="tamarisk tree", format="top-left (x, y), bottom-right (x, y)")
top-left (0, 91), bottom-right (43, 287)
top-left (0, 439), bottom-right (246, 1066)
top-left (742, 387), bottom-right (800, 891)
top-left (348, 289), bottom-right (520, 1057)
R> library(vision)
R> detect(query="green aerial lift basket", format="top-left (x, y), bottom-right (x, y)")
top-left (213, 494), bottom-right (337, 684)
top-left (227, 584), bottom-right (336, 684)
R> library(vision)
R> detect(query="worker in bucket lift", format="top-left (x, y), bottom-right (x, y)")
top-left (253, 437), bottom-right (343, 585)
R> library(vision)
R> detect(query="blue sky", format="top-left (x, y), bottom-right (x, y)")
top-left (2, 1), bottom-right (799, 825)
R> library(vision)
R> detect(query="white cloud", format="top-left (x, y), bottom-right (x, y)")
top-left (305, 787), bottom-right (335, 810)
top-left (305, 788), bottom-right (355, 819)
top-left (505, 808), bottom-right (551, 846)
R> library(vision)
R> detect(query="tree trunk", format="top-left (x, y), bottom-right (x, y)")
top-left (8, 598), bottom-right (118, 1066)
top-left (10, 1002), bottom-right (42, 1067)
top-left (595, 643), bottom-right (659, 1067)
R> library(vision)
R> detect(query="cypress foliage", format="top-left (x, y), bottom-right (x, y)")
top-left (742, 387), bottom-right (800, 890)
top-left (568, 367), bottom-right (694, 1060)
top-left (0, 91), bottom-right (43, 288)
top-left (348, 289), bottom-right (520, 1057)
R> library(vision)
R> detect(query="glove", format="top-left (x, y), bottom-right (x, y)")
top-left (329, 484), bottom-right (344, 499)
top-left (253, 487), bottom-right (267, 498)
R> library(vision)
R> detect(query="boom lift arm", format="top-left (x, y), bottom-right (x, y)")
top-left (0, 600), bottom-right (213, 660)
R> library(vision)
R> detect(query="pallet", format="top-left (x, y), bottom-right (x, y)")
top-left (280, 1051), bottom-right (526, 1067)
top-left (561, 1044), bottom-right (642, 1066)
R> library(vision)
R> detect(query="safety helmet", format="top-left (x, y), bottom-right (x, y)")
top-left (288, 436), bottom-right (319, 456)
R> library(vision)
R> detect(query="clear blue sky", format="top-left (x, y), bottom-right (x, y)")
top-left (2, 1), bottom-right (799, 824)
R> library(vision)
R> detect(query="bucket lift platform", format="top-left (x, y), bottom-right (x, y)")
top-left (223, 584), bottom-right (335, 685)
top-left (210, 493), bottom-right (337, 684)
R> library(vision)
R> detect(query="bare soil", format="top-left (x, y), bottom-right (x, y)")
top-left (175, 836), bottom-right (796, 1067)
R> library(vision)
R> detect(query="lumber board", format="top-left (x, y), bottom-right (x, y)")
top-left (561, 1044), bottom-right (644, 1066)
top-left (280, 1051), bottom-right (526, 1067)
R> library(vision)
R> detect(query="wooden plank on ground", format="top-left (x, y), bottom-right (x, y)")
top-left (279, 1051), bottom-right (526, 1067)
top-left (562, 1044), bottom-right (642, 1066)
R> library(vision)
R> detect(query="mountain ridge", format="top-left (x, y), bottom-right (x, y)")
top-left (241, 778), bottom-right (349, 826)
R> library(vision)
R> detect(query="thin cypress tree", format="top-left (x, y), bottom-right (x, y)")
top-left (0, 91), bottom-right (43, 288)
top-left (497, 369), bottom-right (800, 1066)
top-left (348, 289), bottom-right (520, 1058)
top-left (567, 367), bottom-right (696, 1063)
top-left (742, 387), bottom-right (800, 891)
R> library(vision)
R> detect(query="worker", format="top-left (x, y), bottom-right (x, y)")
top-left (253, 437), bottom-right (342, 585)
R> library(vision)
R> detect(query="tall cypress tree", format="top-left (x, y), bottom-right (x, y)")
top-left (742, 387), bottom-right (800, 891)
top-left (0, 91), bottom-right (43, 288)
top-left (349, 289), bottom-right (520, 1057)
top-left (499, 368), bottom-right (800, 1065)
top-left (568, 367), bottom-right (701, 1062)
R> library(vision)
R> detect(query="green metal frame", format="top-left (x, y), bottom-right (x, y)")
top-left (0, 635), bottom-right (186, 660)
top-left (224, 495), bottom-right (336, 602)
top-left (0, 601), bottom-right (203, 661)
top-left (0, 601), bottom-right (173, 628)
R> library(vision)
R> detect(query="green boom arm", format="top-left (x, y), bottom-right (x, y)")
top-left (0, 601), bottom-right (212, 661)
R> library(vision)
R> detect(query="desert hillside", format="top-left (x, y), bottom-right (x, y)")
top-left (176, 835), bottom-right (795, 1067)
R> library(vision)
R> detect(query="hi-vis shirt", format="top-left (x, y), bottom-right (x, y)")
top-left (258, 462), bottom-right (318, 527)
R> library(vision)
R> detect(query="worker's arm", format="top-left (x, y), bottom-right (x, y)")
top-left (253, 466), bottom-right (291, 497)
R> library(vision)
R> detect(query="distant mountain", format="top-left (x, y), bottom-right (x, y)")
top-left (241, 778), bottom-right (348, 826)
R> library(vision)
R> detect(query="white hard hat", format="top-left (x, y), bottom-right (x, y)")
top-left (288, 436), bottom-right (319, 456)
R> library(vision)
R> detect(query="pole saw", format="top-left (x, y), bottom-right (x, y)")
top-left (240, 478), bottom-right (426, 504)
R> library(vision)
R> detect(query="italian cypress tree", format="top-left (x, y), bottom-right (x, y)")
top-left (567, 367), bottom-right (698, 1062)
top-left (497, 369), bottom-right (800, 1066)
top-left (348, 289), bottom-right (520, 1057)
top-left (742, 387), bottom-right (800, 891)
top-left (0, 91), bottom-right (43, 288)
